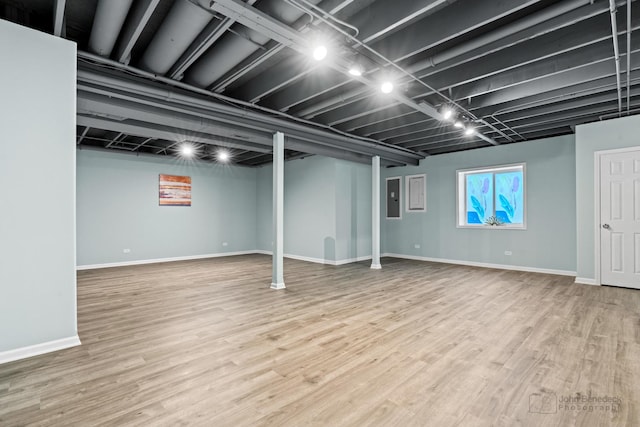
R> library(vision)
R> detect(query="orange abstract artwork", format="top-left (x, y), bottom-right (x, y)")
top-left (159, 174), bottom-right (192, 206)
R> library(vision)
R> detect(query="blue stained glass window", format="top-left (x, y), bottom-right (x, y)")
top-left (458, 164), bottom-right (525, 228)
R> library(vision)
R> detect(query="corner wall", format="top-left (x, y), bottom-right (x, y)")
top-left (256, 156), bottom-right (372, 264)
top-left (381, 135), bottom-right (577, 274)
top-left (76, 150), bottom-right (258, 267)
top-left (0, 21), bottom-right (78, 358)
top-left (575, 115), bottom-right (640, 282)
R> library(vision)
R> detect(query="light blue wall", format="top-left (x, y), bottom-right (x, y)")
top-left (0, 21), bottom-right (77, 352)
top-left (256, 164), bottom-right (273, 253)
top-left (256, 156), bottom-right (372, 262)
top-left (381, 135), bottom-right (577, 273)
top-left (284, 156), bottom-right (337, 261)
top-left (77, 150), bottom-right (257, 266)
top-left (575, 115), bottom-right (640, 280)
top-left (335, 160), bottom-right (372, 261)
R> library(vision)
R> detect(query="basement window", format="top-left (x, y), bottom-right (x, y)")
top-left (456, 163), bottom-right (526, 229)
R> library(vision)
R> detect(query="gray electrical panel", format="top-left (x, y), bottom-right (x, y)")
top-left (386, 177), bottom-right (401, 218)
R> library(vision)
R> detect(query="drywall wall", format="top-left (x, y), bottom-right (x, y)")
top-left (575, 115), bottom-right (640, 282)
top-left (381, 135), bottom-right (577, 274)
top-left (256, 156), bottom-right (372, 263)
top-left (76, 150), bottom-right (257, 266)
top-left (0, 21), bottom-right (78, 357)
top-left (335, 160), bottom-right (372, 262)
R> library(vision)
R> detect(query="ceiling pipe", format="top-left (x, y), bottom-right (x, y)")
top-left (207, 0), bottom-right (358, 94)
top-left (196, 0), bottom-right (498, 145)
top-left (139, 0), bottom-right (213, 75)
top-left (294, 0), bottom-right (595, 119)
top-left (610, 0), bottom-right (624, 115)
top-left (628, 0), bottom-right (633, 113)
top-left (88, 0), bottom-right (134, 57)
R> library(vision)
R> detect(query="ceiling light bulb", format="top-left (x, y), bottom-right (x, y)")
top-left (180, 144), bottom-right (194, 157)
top-left (442, 108), bottom-right (453, 120)
top-left (454, 121), bottom-right (464, 128)
top-left (313, 45), bottom-right (327, 61)
top-left (217, 150), bottom-right (230, 162)
top-left (381, 81), bottom-right (393, 94)
top-left (465, 127), bottom-right (475, 136)
top-left (348, 65), bottom-right (363, 76)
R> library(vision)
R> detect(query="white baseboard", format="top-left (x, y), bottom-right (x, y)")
top-left (0, 335), bottom-right (81, 365)
top-left (270, 282), bottom-right (286, 290)
top-left (255, 250), bottom-right (371, 266)
top-left (381, 253), bottom-right (577, 277)
top-left (575, 277), bottom-right (599, 285)
top-left (76, 250), bottom-right (259, 270)
top-left (335, 255), bottom-right (372, 265)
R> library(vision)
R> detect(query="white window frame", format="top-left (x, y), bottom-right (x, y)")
top-left (405, 174), bottom-right (426, 213)
top-left (456, 163), bottom-right (526, 229)
top-left (386, 176), bottom-right (402, 220)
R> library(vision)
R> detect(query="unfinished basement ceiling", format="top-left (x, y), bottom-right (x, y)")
top-left (2, 0), bottom-right (637, 166)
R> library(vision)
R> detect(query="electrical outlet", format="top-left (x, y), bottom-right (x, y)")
top-left (504, 250), bottom-right (512, 256)
top-left (123, 248), bottom-right (131, 254)
top-left (414, 244), bottom-right (421, 249)
top-left (222, 242), bottom-right (228, 247)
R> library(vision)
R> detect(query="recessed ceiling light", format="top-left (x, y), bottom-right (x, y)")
top-left (217, 150), bottom-right (230, 162)
top-left (180, 143), bottom-right (194, 157)
top-left (381, 81), bottom-right (393, 94)
top-left (313, 45), bottom-right (327, 61)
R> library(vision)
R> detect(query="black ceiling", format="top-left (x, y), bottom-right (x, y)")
top-left (2, 0), bottom-right (637, 166)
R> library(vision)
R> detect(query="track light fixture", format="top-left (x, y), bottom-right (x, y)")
top-left (464, 127), bottom-right (475, 136)
top-left (454, 121), bottom-right (464, 128)
top-left (441, 107), bottom-right (454, 120)
top-left (312, 45), bottom-right (327, 61)
top-left (348, 63), bottom-right (363, 76)
top-left (381, 81), bottom-right (393, 94)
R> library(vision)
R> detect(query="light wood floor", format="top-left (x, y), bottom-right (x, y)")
top-left (1, 255), bottom-right (639, 426)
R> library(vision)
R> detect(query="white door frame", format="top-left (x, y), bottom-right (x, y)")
top-left (594, 146), bottom-right (640, 286)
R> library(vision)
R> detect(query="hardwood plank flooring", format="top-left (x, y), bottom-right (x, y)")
top-left (1, 255), bottom-right (639, 426)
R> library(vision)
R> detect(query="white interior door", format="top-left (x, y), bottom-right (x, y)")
top-left (600, 149), bottom-right (640, 289)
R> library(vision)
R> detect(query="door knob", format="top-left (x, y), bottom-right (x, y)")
top-left (602, 224), bottom-right (610, 229)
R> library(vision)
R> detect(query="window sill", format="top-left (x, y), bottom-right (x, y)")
top-left (457, 225), bottom-right (527, 230)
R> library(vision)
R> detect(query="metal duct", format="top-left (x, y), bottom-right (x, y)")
top-left (139, 0), bottom-right (213, 75)
top-left (184, 0), bottom-right (314, 88)
top-left (88, 0), bottom-right (134, 57)
top-left (184, 26), bottom-right (270, 87)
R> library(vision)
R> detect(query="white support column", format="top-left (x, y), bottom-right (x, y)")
top-left (371, 156), bottom-right (382, 269)
top-left (271, 131), bottom-right (286, 289)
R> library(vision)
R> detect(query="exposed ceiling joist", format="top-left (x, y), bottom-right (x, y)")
top-left (197, 0), bottom-right (499, 146)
